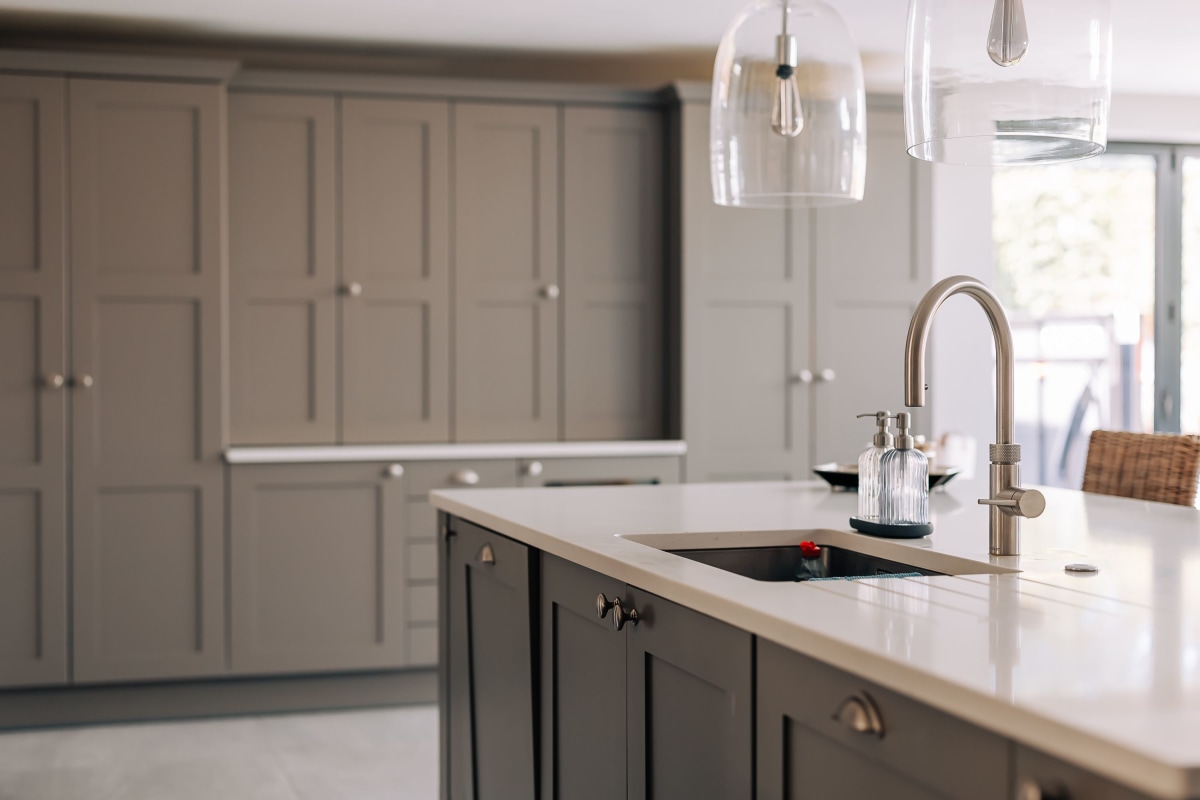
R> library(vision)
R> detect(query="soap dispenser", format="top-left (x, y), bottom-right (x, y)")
top-left (855, 411), bottom-right (894, 522)
top-left (878, 412), bottom-right (930, 526)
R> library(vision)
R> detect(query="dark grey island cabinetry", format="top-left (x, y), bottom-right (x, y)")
top-left (440, 516), bottom-right (1169, 800)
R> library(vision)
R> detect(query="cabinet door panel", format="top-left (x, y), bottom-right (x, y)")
top-left (757, 639), bottom-right (1009, 800)
top-left (813, 110), bottom-right (932, 464)
top-left (0, 75), bottom-right (67, 688)
top-left (626, 585), bottom-right (753, 800)
top-left (70, 79), bottom-right (225, 683)
top-left (541, 555), bottom-right (626, 800)
top-left (342, 98), bottom-right (450, 443)
top-left (229, 463), bottom-right (408, 674)
top-left (519, 455), bottom-right (681, 487)
top-left (229, 93), bottom-right (337, 444)
top-left (446, 519), bottom-right (536, 800)
top-left (454, 103), bottom-right (559, 442)
top-left (563, 107), bottom-right (664, 440)
top-left (678, 102), bottom-right (810, 481)
top-left (1015, 746), bottom-right (1155, 800)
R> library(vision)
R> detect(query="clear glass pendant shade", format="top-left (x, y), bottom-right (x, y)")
top-left (711, 0), bottom-right (866, 207)
top-left (905, 0), bottom-right (1112, 166)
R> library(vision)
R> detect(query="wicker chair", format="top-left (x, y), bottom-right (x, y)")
top-left (1081, 430), bottom-right (1200, 506)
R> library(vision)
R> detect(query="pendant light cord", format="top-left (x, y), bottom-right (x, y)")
top-left (776, 1), bottom-right (794, 79)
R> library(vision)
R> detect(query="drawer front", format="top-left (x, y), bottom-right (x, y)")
top-left (519, 455), bottom-right (681, 488)
top-left (406, 459), bottom-right (518, 496)
top-left (1015, 746), bottom-right (1155, 800)
top-left (757, 639), bottom-right (1010, 800)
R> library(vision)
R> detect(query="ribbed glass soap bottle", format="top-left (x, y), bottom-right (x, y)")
top-left (879, 412), bottom-right (929, 526)
top-left (855, 411), bottom-right (894, 522)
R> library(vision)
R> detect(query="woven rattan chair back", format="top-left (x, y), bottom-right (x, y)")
top-left (1081, 430), bottom-right (1200, 506)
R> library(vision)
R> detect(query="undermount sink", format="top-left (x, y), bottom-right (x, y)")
top-left (669, 545), bottom-right (943, 582)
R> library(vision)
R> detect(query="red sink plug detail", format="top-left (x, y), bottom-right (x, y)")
top-left (799, 541), bottom-right (821, 559)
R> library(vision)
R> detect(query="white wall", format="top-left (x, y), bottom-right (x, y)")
top-left (1111, 93), bottom-right (1200, 145)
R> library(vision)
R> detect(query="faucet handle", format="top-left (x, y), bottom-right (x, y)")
top-left (979, 487), bottom-right (1046, 518)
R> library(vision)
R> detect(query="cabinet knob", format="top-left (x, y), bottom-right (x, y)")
top-left (384, 463), bottom-right (405, 479)
top-left (72, 375), bottom-right (95, 389)
top-left (596, 593), bottom-right (616, 619)
top-left (611, 597), bottom-right (639, 631)
top-left (522, 460), bottom-right (544, 478)
top-left (42, 373), bottom-right (65, 390)
top-left (477, 543), bottom-right (496, 565)
top-left (833, 693), bottom-right (885, 738)
top-left (342, 282), bottom-right (364, 298)
top-left (539, 284), bottom-right (561, 300)
top-left (792, 370), bottom-right (814, 384)
top-left (451, 469), bottom-right (480, 486)
top-left (816, 368), bottom-right (836, 382)
top-left (1018, 780), bottom-right (1071, 800)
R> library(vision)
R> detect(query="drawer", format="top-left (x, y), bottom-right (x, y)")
top-left (1015, 745), bottom-right (1154, 800)
top-left (757, 639), bottom-right (1010, 800)
top-left (406, 460), bottom-right (518, 496)
top-left (408, 625), bottom-right (437, 666)
top-left (518, 455), bottom-right (681, 488)
top-left (408, 540), bottom-right (438, 581)
top-left (406, 500), bottom-right (439, 543)
top-left (408, 583), bottom-right (438, 623)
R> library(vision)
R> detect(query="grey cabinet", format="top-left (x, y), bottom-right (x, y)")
top-left (68, 79), bottom-right (227, 683)
top-left (757, 639), bottom-right (1010, 800)
top-left (674, 97), bottom-right (933, 481)
top-left (228, 93), bottom-right (451, 446)
top-left (454, 103), bottom-right (560, 442)
top-left (538, 554), bottom-right (753, 800)
top-left (445, 518), bottom-right (538, 800)
top-left (518, 455), bottom-right (681, 487)
top-left (228, 93), bottom-right (338, 445)
top-left (625, 585), bottom-right (754, 800)
top-left (1015, 746), bottom-right (1156, 800)
top-left (541, 556), bottom-right (627, 800)
top-left (562, 107), bottom-right (665, 441)
top-left (341, 98), bottom-right (451, 444)
top-left (229, 463), bottom-right (409, 674)
top-left (0, 75), bottom-right (68, 688)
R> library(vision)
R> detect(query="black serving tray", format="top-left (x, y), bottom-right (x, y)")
top-left (812, 463), bottom-right (960, 492)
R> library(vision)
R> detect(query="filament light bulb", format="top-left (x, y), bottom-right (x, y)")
top-left (772, 32), bottom-right (803, 137)
top-left (988, 0), bottom-right (1029, 66)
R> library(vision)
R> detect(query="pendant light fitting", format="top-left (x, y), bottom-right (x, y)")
top-left (710, 0), bottom-right (866, 208)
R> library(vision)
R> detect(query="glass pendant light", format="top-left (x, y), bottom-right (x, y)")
top-left (711, 0), bottom-right (866, 208)
top-left (904, 0), bottom-right (1113, 166)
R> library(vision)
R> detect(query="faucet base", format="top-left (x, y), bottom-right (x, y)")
top-left (989, 462), bottom-right (1022, 556)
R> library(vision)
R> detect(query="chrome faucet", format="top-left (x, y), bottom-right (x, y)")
top-left (904, 276), bottom-right (1045, 556)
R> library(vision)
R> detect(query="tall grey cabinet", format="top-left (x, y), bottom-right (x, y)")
top-left (0, 75), bottom-right (68, 688)
top-left (674, 90), bottom-right (933, 482)
top-left (69, 79), bottom-right (227, 683)
top-left (228, 93), bottom-right (451, 445)
top-left (453, 103), bottom-right (561, 442)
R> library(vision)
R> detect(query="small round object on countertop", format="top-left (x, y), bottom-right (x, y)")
top-left (1064, 563), bottom-right (1099, 574)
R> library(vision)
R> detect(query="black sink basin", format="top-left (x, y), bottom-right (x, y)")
top-left (668, 544), bottom-right (944, 582)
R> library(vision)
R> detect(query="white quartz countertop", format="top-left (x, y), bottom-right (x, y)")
top-left (430, 480), bottom-right (1200, 800)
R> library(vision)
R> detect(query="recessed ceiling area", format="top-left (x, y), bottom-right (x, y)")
top-left (0, 0), bottom-right (1196, 95)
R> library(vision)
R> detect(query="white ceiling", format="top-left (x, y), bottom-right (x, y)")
top-left (4, 0), bottom-right (1199, 96)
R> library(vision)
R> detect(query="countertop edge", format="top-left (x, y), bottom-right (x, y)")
top-left (429, 490), bottom-right (1200, 800)
top-left (224, 440), bottom-right (687, 464)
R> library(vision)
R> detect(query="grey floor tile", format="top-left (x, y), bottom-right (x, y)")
top-left (0, 705), bottom-right (437, 800)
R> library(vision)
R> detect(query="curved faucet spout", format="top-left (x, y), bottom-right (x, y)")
top-left (904, 275), bottom-right (1015, 445)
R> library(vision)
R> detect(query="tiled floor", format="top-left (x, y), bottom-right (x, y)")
top-left (0, 705), bottom-right (438, 800)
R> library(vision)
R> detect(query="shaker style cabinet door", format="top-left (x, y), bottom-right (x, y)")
top-left (756, 639), bottom-right (1010, 800)
top-left (453, 103), bottom-right (560, 442)
top-left (0, 75), bottom-right (68, 688)
top-left (540, 555), bottom-right (627, 800)
top-left (677, 101), bottom-right (812, 482)
top-left (69, 79), bottom-right (226, 683)
top-left (812, 109), bottom-right (933, 464)
top-left (229, 463), bottom-right (409, 674)
top-left (341, 98), bottom-right (451, 444)
top-left (228, 92), bottom-right (337, 445)
top-left (562, 106), bottom-right (665, 441)
top-left (445, 519), bottom-right (537, 800)
top-left (625, 586), bottom-right (754, 800)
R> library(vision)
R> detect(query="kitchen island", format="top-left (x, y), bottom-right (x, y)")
top-left (431, 480), bottom-right (1200, 800)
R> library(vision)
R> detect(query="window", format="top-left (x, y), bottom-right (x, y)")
top-left (993, 146), bottom-right (1191, 489)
